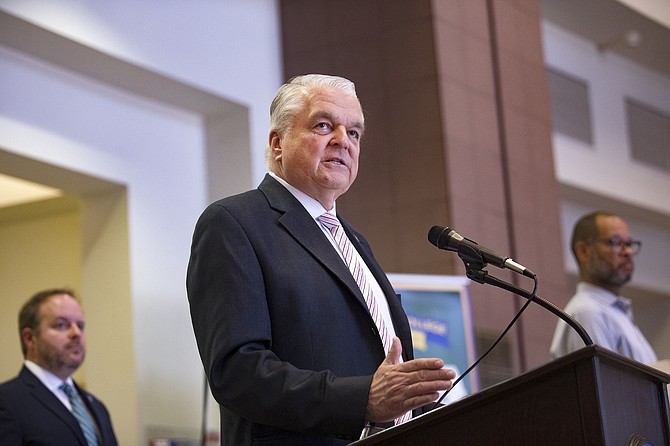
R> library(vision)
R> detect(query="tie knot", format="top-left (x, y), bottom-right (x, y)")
top-left (317, 213), bottom-right (340, 231)
top-left (60, 383), bottom-right (75, 397)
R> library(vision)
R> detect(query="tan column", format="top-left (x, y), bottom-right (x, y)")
top-left (279, 0), bottom-right (567, 380)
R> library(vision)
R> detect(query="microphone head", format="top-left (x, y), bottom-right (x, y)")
top-left (428, 226), bottom-right (453, 250)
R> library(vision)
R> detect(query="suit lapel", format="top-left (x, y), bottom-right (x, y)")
top-left (20, 367), bottom-right (87, 445)
top-left (258, 174), bottom-right (413, 360)
top-left (75, 382), bottom-right (106, 443)
top-left (259, 175), bottom-right (370, 310)
top-left (341, 219), bottom-right (413, 358)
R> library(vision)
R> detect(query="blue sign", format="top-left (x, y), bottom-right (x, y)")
top-left (391, 274), bottom-right (475, 401)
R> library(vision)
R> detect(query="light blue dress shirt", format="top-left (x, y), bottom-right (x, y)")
top-left (550, 282), bottom-right (657, 364)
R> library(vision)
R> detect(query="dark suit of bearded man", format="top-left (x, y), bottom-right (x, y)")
top-left (186, 174), bottom-right (415, 445)
top-left (0, 366), bottom-right (118, 445)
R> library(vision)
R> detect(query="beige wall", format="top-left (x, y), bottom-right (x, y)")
top-left (0, 198), bottom-right (82, 381)
top-left (0, 189), bottom-right (139, 445)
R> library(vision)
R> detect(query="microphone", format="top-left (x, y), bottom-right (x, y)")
top-left (428, 225), bottom-right (536, 278)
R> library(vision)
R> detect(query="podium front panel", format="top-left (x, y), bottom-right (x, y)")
top-left (350, 346), bottom-right (670, 446)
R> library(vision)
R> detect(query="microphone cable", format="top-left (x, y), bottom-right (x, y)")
top-left (431, 273), bottom-right (538, 409)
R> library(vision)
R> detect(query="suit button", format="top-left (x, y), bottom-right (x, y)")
top-left (370, 326), bottom-right (377, 336)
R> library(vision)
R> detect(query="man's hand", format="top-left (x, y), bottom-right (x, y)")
top-left (366, 337), bottom-right (456, 422)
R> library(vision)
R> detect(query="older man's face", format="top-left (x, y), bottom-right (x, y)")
top-left (270, 87), bottom-right (364, 210)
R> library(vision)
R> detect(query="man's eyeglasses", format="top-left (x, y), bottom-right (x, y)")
top-left (592, 237), bottom-right (642, 255)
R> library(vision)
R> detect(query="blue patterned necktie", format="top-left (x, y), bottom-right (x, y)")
top-left (60, 383), bottom-right (100, 446)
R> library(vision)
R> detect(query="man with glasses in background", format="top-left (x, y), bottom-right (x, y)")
top-left (550, 211), bottom-right (657, 364)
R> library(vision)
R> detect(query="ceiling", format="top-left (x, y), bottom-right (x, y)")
top-left (1, 1), bottom-right (668, 211)
top-left (541, 0), bottom-right (670, 78)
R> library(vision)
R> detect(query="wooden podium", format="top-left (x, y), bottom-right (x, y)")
top-left (350, 345), bottom-right (670, 445)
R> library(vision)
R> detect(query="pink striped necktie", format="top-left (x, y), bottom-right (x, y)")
top-left (318, 212), bottom-right (412, 425)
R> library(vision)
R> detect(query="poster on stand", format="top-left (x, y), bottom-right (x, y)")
top-left (389, 274), bottom-right (476, 402)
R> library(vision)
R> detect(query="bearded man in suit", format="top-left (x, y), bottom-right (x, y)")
top-left (0, 288), bottom-right (117, 445)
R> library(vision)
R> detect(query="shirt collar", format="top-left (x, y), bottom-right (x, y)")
top-left (24, 360), bottom-right (73, 390)
top-left (577, 282), bottom-right (632, 315)
top-left (268, 171), bottom-right (335, 220)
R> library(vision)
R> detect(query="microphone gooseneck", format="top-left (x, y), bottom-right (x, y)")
top-left (427, 225), bottom-right (592, 347)
top-left (427, 224), bottom-right (593, 409)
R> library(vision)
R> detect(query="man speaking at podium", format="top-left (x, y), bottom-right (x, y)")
top-left (550, 211), bottom-right (657, 364)
top-left (187, 74), bottom-right (455, 445)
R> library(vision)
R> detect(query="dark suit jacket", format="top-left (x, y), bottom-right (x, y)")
top-left (187, 174), bottom-right (415, 445)
top-left (0, 366), bottom-right (118, 446)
